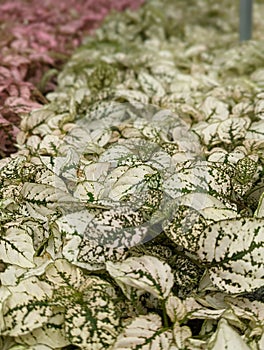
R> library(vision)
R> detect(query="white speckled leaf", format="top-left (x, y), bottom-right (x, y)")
top-left (163, 162), bottom-right (233, 206)
top-left (0, 228), bottom-right (35, 268)
top-left (76, 202), bottom-right (149, 266)
top-left (138, 72), bottom-right (166, 97)
top-left (105, 164), bottom-right (156, 200)
top-left (225, 296), bottom-right (264, 321)
top-left (0, 265), bottom-right (26, 286)
top-left (255, 192), bottom-right (264, 218)
top-left (198, 218), bottom-right (264, 293)
top-left (2, 277), bottom-right (53, 336)
top-left (20, 183), bottom-right (76, 220)
top-left (16, 309), bottom-right (69, 348)
top-left (246, 120), bottom-right (264, 141)
top-left (45, 259), bottom-right (85, 289)
top-left (201, 97), bottom-right (229, 122)
top-left (64, 277), bottom-right (120, 350)
top-left (115, 89), bottom-right (150, 105)
top-left (163, 205), bottom-right (208, 253)
top-left (8, 345), bottom-right (52, 350)
top-left (0, 286), bottom-right (11, 333)
top-left (217, 117), bottom-right (249, 144)
top-left (106, 255), bottom-right (174, 300)
top-left (111, 314), bottom-right (173, 350)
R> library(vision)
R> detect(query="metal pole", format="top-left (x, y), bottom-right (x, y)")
top-left (240, 0), bottom-right (253, 41)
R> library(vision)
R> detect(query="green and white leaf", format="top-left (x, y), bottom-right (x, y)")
top-left (207, 319), bottom-right (251, 350)
top-left (165, 295), bottom-right (187, 323)
top-left (201, 96), bottom-right (229, 122)
top-left (20, 183), bottom-right (76, 220)
top-left (77, 205), bottom-right (147, 262)
top-left (111, 314), bottom-right (173, 350)
top-left (64, 277), bottom-right (120, 350)
top-left (115, 89), bottom-right (150, 106)
top-left (172, 324), bottom-right (192, 349)
top-left (163, 162), bottom-right (233, 207)
top-left (163, 205), bottom-right (208, 253)
top-left (1, 277), bottom-right (53, 336)
top-left (217, 117), bottom-right (250, 144)
top-left (0, 228), bottom-right (35, 268)
top-left (15, 309), bottom-right (69, 348)
top-left (45, 259), bottom-right (85, 290)
top-left (198, 218), bottom-right (264, 293)
top-left (0, 265), bottom-right (26, 286)
top-left (138, 72), bottom-right (166, 97)
top-left (106, 255), bottom-right (174, 300)
top-left (104, 164), bottom-right (156, 200)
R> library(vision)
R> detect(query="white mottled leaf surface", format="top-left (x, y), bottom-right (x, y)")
top-left (198, 218), bottom-right (264, 293)
top-left (106, 255), bottom-right (174, 299)
top-left (0, 228), bottom-right (35, 268)
top-left (2, 277), bottom-right (53, 336)
top-left (111, 314), bottom-right (173, 350)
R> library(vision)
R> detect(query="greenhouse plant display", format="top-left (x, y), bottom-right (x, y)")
top-left (0, 0), bottom-right (264, 349)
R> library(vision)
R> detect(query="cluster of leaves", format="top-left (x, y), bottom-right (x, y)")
top-left (0, 0), bottom-right (264, 348)
top-left (0, 0), bottom-right (144, 157)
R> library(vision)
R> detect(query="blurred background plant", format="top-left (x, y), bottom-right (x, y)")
top-left (0, 0), bottom-right (144, 157)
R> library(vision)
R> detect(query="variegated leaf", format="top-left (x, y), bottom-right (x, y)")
top-left (207, 319), bottom-right (251, 350)
top-left (170, 255), bottom-right (203, 297)
top-left (77, 237), bottom-right (128, 268)
top-left (172, 324), bottom-right (192, 349)
top-left (115, 89), bottom-right (150, 106)
top-left (1, 277), bottom-right (53, 336)
top-left (225, 296), bottom-right (264, 321)
top-left (163, 162), bottom-right (233, 208)
top-left (138, 72), bottom-right (166, 97)
top-left (20, 182), bottom-right (78, 220)
top-left (217, 117), bottom-right (250, 144)
top-left (0, 286), bottom-right (11, 333)
top-left (77, 205), bottom-right (147, 266)
top-left (165, 295), bottom-right (187, 323)
top-left (246, 120), bottom-right (264, 141)
top-left (106, 255), bottom-right (174, 300)
top-left (0, 265), bottom-right (26, 286)
top-left (0, 228), bottom-right (35, 268)
top-left (104, 164), bottom-right (156, 201)
top-left (99, 138), bottom-right (171, 172)
top-left (201, 96), bottom-right (229, 122)
top-left (64, 277), bottom-right (120, 350)
top-left (45, 259), bottom-right (85, 289)
top-left (163, 205), bottom-right (208, 253)
top-left (198, 218), bottom-right (264, 293)
top-left (15, 309), bottom-right (69, 348)
top-left (111, 314), bottom-right (173, 350)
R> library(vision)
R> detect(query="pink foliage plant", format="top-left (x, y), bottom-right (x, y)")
top-left (0, 0), bottom-right (144, 157)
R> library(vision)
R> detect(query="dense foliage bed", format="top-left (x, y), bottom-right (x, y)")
top-left (0, 0), bottom-right (264, 349)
